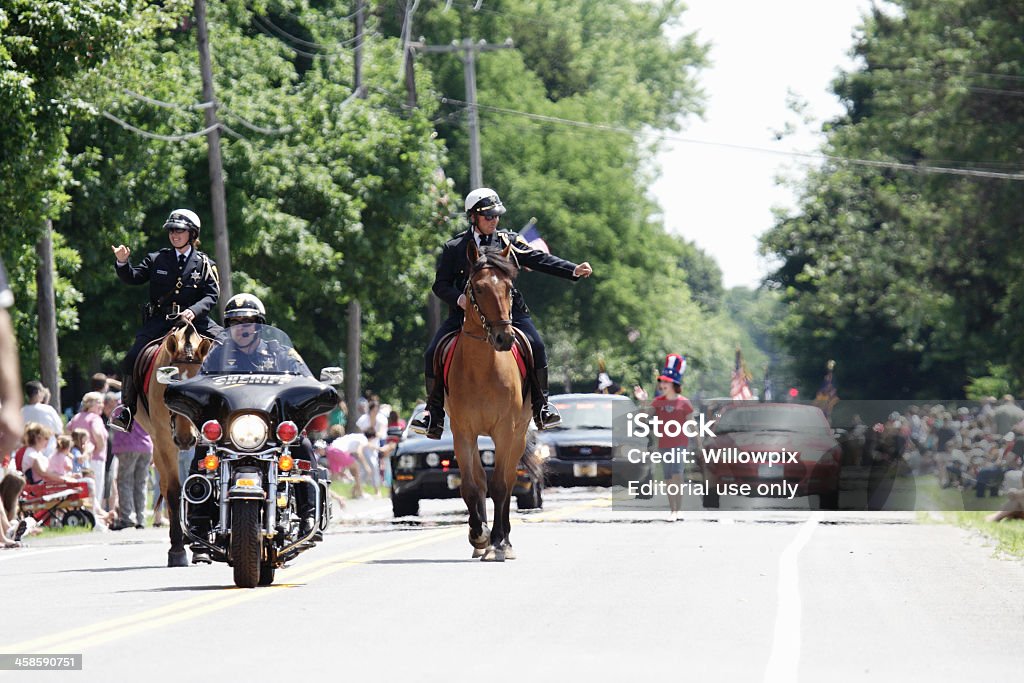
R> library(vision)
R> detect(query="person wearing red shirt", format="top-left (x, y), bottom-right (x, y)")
top-left (650, 354), bottom-right (693, 521)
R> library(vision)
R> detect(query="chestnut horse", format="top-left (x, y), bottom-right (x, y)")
top-left (133, 322), bottom-right (214, 567)
top-left (447, 242), bottom-right (535, 561)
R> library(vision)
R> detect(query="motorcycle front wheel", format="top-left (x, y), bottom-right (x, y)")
top-left (231, 500), bottom-right (262, 588)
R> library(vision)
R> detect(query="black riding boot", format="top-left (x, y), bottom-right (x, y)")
top-left (532, 366), bottom-right (561, 430)
top-left (410, 376), bottom-right (445, 439)
top-left (109, 375), bottom-right (135, 433)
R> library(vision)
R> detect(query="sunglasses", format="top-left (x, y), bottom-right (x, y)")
top-left (478, 211), bottom-right (501, 219)
top-left (229, 318), bottom-right (261, 326)
top-left (167, 227), bottom-right (190, 234)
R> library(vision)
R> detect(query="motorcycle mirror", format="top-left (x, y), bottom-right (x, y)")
top-left (319, 366), bottom-right (344, 385)
top-left (156, 366), bottom-right (181, 384)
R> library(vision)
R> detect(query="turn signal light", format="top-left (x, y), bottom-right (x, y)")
top-left (201, 420), bottom-right (222, 443)
top-left (276, 421), bottom-right (298, 444)
top-left (203, 454), bottom-right (219, 471)
top-left (279, 454), bottom-right (294, 472)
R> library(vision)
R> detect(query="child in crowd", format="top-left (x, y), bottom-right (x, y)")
top-left (47, 435), bottom-right (75, 477)
top-left (70, 428), bottom-right (93, 474)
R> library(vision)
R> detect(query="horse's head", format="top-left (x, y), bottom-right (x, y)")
top-left (466, 241), bottom-right (518, 351)
top-left (163, 322), bottom-right (215, 449)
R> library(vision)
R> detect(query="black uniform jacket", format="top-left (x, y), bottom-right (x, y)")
top-left (116, 247), bottom-right (220, 335)
top-left (203, 338), bottom-right (310, 375)
top-left (432, 229), bottom-right (579, 320)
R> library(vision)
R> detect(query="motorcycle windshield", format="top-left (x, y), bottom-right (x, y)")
top-left (200, 325), bottom-right (312, 378)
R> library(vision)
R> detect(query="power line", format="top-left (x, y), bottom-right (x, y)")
top-left (439, 97), bottom-right (1024, 181)
top-left (119, 87), bottom-right (213, 111)
top-left (99, 110), bottom-right (218, 141)
top-left (220, 107), bottom-right (293, 135)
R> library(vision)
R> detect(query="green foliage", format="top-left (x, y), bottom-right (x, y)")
top-left (762, 0), bottom-right (1024, 399)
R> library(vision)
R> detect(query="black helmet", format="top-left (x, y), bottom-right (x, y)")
top-left (224, 293), bottom-right (266, 326)
top-left (164, 209), bottom-right (201, 240)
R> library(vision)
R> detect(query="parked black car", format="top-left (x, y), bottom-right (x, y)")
top-left (389, 405), bottom-right (543, 517)
top-left (535, 393), bottom-right (651, 490)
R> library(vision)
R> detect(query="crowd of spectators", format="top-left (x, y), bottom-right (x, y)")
top-left (839, 396), bottom-right (1024, 519)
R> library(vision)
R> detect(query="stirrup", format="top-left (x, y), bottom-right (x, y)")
top-left (535, 403), bottom-right (562, 430)
top-left (411, 411), bottom-right (444, 439)
top-left (108, 406), bottom-right (133, 433)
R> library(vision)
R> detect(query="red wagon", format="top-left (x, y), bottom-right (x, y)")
top-left (18, 480), bottom-right (96, 529)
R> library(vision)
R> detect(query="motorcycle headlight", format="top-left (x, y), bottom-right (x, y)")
top-left (481, 450), bottom-right (495, 466)
top-left (229, 414), bottom-right (268, 450)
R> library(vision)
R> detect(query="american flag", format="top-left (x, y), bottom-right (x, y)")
top-left (730, 349), bottom-right (754, 400)
top-left (520, 218), bottom-right (550, 254)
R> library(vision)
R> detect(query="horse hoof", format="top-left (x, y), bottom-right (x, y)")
top-left (503, 546), bottom-right (516, 560)
top-left (472, 547), bottom-right (486, 558)
top-left (469, 529), bottom-right (490, 550)
top-left (168, 549), bottom-right (189, 567)
top-left (481, 546), bottom-right (505, 562)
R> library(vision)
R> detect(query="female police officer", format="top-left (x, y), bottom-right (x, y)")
top-left (109, 209), bottom-right (223, 432)
top-left (411, 188), bottom-right (593, 438)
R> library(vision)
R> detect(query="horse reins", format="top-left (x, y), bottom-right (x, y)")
top-left (465, 266), bottom-right (514, 343)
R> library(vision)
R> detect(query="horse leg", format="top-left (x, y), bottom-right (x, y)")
top-left (483, 432), bottom-right (526, 562)
top-left (166, 476), bottom-right (188, 567)
top-left (454, 432), bottom-right (489, 554)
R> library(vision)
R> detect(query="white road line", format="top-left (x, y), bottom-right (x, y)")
top-left (0, 544), bottom-right (94, 563)
top-left (763, 511), bottom-right (822, 683)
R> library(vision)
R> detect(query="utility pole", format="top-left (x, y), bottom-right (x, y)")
top-left (353, 0), bottom-right (365, 97)
top-left (408, 38), bottom-right (513, 188)
top-left (35, 220), bottom-right (60, 414)
top-left (194, 0), bottom-right (232, 308)
top-left (345, 300), bottom-right (361, 433)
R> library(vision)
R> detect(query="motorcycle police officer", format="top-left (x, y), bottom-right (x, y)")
top-left (109, 209), bottom-right (223, 433)
top-left (411, 188), bottom-right (593, 439)
top-left (187, 294), bottom-right (320, 556)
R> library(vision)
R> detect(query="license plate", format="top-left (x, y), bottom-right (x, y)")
top-left (447, 474), bottom-right (461, 489)
top-left (236, 478), bottom-right (258, 487)
top-left (758, 463), bottom-right (783, 479)
top-left (573, 462), bottom-right (599, 478)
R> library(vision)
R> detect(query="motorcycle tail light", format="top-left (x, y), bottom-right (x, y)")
top-left (203, 454), bottom-right (219, 472)
top-left (201, 420), bottom-right (222, 443)
top-left (279, 454), bottom-right (294, 472)
top-left (276, 421), bottom-right (298, 444)
top-left (296, 460), bottom-right (312, 471)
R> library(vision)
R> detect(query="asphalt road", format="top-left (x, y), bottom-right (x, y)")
top-left (2, 488), bottom-right (1022, 682)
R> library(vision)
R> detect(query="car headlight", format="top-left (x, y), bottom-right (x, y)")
top-left (425, 452), bottom-right (440, 467)
top-left (399, 454), bottom-right (417, 470)
top-left (536, 443), bottom-right (552, 460)
top-left (481, 450), bottom-right (495, 466)
top-left (229, 414), bottom-right (268, 450)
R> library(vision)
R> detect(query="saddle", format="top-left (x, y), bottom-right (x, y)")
top-left (133, 337), bottom-right (165, 415)
top-left (434, 329), bottom-right (534, 401)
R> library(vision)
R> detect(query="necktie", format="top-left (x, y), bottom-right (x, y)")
top-left (178, 254), bottom-right (187, 272)
top-left (480, 234), bottom-right (492, 247)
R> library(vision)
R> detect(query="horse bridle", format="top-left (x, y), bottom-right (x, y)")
top-left (465, 268), bottom-right (514, 343)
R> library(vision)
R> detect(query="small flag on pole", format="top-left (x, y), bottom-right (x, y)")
top-left (730, 348), bottom-right (754, 401)
top-left (520, 218), bottom-right (550, 254)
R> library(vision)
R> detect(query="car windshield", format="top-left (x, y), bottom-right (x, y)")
top-left (715, 405), bottom-right (831, 436)
top-left (548, 397), bottom-right (621, 430)
top-left (200, 324), bottom-right (312, 376)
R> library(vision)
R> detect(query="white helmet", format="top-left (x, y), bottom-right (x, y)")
top-left (164, 209), bottom-right (201, 238)
top-left (223, 293), bottom-right (266, 326)
top-left (464, 188), bottom-right (506, 217)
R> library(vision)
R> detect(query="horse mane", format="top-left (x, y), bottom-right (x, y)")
top-left (471, 246), bottom-right (519, 280)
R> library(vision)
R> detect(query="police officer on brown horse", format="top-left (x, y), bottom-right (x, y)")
top-left (109, 209), bottom-right (223, 433)
top-left (412, 188), bottom-right (593, 439)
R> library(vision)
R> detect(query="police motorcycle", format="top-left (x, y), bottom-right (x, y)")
top-left (157, 325), bottom-right (343, 588)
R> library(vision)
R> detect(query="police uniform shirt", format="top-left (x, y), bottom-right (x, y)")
top-left (115, 247), bottom-right (219, 327)
top-left (204, 338), bottom-right (311, 376)
top-left (432, 229), bottom-right (579, 319)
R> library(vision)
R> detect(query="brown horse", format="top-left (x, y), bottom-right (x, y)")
top-left (447, 242), bottom-right (535, 561)
top-left (133, 322), bottom-right (214, 567)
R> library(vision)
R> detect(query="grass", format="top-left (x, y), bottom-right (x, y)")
top-left (329, 479), bottom-right (389, 499)
top-left (942, 511), bottom-right (1024, 558)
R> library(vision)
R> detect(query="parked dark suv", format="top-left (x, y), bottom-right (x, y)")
top-left (389, 404), bottom-right (543, 517)
top-left (535, 393), bottom-right (651, 489)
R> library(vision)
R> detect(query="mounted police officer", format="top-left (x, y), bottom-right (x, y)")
top-left (411, 187), bottom-right (593, 439)
top-left (109, 209), bottom-right (223, 433)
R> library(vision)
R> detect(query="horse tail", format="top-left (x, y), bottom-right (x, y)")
top-left (519, 430), bottom-right (545, 483)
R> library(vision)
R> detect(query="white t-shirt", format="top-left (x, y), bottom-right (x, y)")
top-left (332, 433), bottom-right (369, 455)
top-left (22, 447), bottom-right (49, 483)
top-left (356, 412), bottom-right (389, 441)
top-left (22, 403), bottom-right (63, 456)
